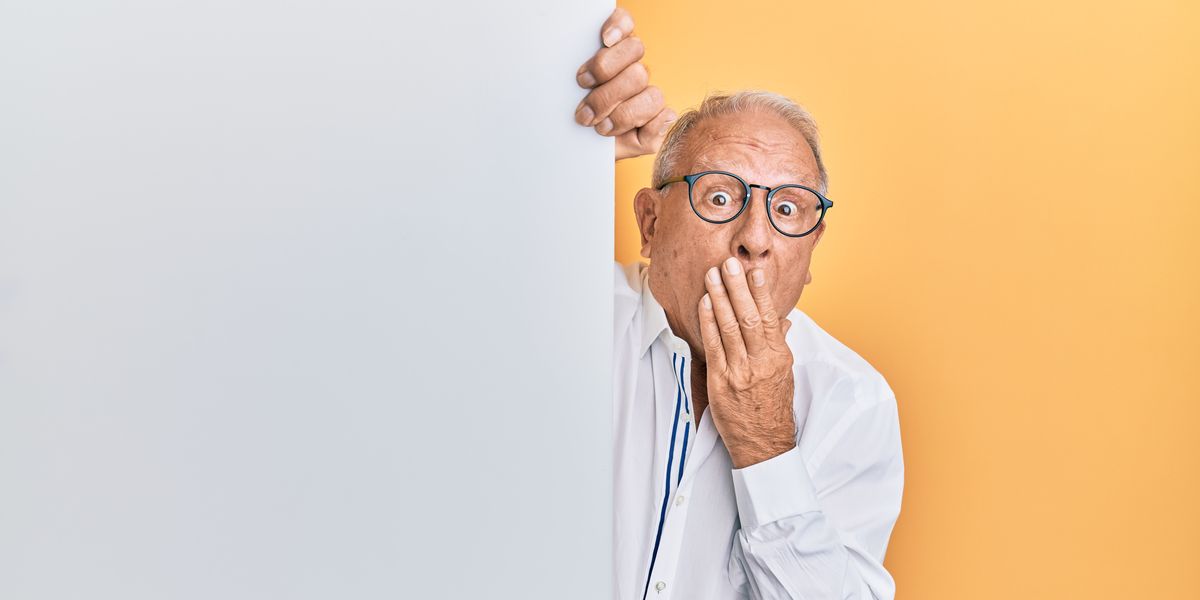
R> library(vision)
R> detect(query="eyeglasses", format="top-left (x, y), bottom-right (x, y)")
top-left (657, 170), bottom-right (833, 238)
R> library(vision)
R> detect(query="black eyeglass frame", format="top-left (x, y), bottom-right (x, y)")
top-left (657, 170), bottom-right (834, 238)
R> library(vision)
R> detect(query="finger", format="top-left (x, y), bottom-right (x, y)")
top-left (615, 107), bottom-right (676, 160)
top-left (577, 36), bottom-right (644, 88)
top-left (748, 268), bottom-right (785, 348)
top-left (704, 265), bottom-right (748, 367)
top-left (600, 85), bottom-right (663, 137)
top-left (600, 7), bottom-right (635, 47)
top-left (782, 318), bottom-right (793, 337)
top-left (718, 257), bottom-right (767, 359)
top-left (698, 293), bottom-right (727, 374)
top-left (577, 62), bottom-right (648, 128)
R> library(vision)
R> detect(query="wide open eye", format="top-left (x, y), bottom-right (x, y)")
top-left (691, 172), bottom-right (746, 220)
top-left (774, 200), bottom-right (797, 217)
top-left (707, 190), bottom-right (732, 207)
top-left (770, 187), bottom-right (823, 235)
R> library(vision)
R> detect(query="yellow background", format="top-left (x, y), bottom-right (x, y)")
top-left (614, 1), bottom-right (1200, 597)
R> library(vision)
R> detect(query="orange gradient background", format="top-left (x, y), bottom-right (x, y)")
top-left (613, 1), bottom-right (1200, 597)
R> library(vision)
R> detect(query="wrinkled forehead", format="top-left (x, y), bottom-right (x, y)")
top-left (682, 111), bottom-right (819, 188)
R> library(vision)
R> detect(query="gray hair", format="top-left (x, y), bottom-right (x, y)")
top-left (651, 90), bottom-right (828, 195)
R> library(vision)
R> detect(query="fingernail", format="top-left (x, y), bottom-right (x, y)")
top-left (603, 28), bottom-right (622, 46)
top-left (577, 70), bottom-right (596, 88)
top-left (596, 118), bottom-right (613, 134)
top-left (702, 294), bottom-right (712, 309)
top-left (724, 257), bottom-right (741, 275)
top-left (752, 269), bottom-right (764, 286)
top-left (706, 266), bottom-right (721, 285)
top-left (576, 103), bottom-right (594, 125)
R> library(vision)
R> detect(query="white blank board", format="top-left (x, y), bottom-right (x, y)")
top-left (0, 1), bottom-right (614, 598)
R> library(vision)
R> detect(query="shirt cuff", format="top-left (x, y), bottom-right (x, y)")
top-left (730, 445), bottom-right (820, 530)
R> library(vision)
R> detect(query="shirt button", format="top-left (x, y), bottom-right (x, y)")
top-left (675, 494), bottom-right (685, 506)
top-left (655, 581), bottom-right (666, 593)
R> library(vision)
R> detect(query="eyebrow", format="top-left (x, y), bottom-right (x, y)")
top-left (691, 158), bottom-right (754, 174)
top-left (690, 159), bottom-right (817, 187)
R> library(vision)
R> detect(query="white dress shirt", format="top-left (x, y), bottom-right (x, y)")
top-left (613, 260), bottom-right (904, 600)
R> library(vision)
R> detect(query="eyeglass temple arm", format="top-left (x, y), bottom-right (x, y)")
top-left (656, 176), bottom-right (688, 190)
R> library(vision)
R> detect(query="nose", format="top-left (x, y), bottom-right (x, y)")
top-left (730, 185), bottom-right (774, 267)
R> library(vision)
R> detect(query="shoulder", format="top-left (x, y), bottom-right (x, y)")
top-left (784, 308), bottom-right (899, 461)
top-left (614, 260), bottom-right (644, 303)
top-left (784, 308), bottom-right (889, 389)
top-left (614, 260), bottom-right (647, 344)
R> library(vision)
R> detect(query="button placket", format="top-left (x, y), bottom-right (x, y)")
top-left (646, 342), bottom-right (694, 600)
top-left (645, 481), bottom-right (690, 600)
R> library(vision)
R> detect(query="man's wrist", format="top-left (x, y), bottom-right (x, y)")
top-left (729, 438), bottom-right (796, 469)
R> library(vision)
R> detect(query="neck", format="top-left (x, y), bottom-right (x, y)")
top-left (647, 270), bottom-right (702, 357)
top-left (690, 359), bottom-right (709, 421)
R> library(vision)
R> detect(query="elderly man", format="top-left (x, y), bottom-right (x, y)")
top-left (575, 8), bottom-right (905, 600)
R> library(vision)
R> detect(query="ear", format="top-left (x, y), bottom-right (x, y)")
top-left (633, 187), bottom-right (660, 260)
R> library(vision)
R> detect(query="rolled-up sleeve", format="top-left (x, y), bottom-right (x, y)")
top-left (727, 377), bottom-right (905, 599)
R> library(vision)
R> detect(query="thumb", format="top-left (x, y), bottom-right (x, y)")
top-left (618, 107), bottom-right (676, 160)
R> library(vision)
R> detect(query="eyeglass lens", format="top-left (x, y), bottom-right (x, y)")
top-left (690, 172), bottom-right (823, 236)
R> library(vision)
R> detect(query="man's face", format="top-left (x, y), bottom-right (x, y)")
top-left (634, 108), bottom-right (826, 361)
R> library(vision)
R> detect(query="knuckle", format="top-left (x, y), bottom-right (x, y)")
top-left (613, 94), bottom-right (651, 126)
top-left (636, 87), bottom-right (660, 112)
top-left (610, 102), bottom-right (633, 127)
top-left (592, 49), bottom-right (617, 81)
top-left (629, 62), bottom-right (649, 86)
top-left (739, 313), bottom-right (761, 329)
top-left (628, 36), bottom-right (645, 59)
top-left (759, 307), bottom-right (779, 324)
top-left (588, 87), bottom-right (614, 113)
top-left (645, 85), bottom-right (663, 107)
top-left (719, 320), bottom-right (741, 336)
top-left (731, 372), bottom-right (753, 391)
